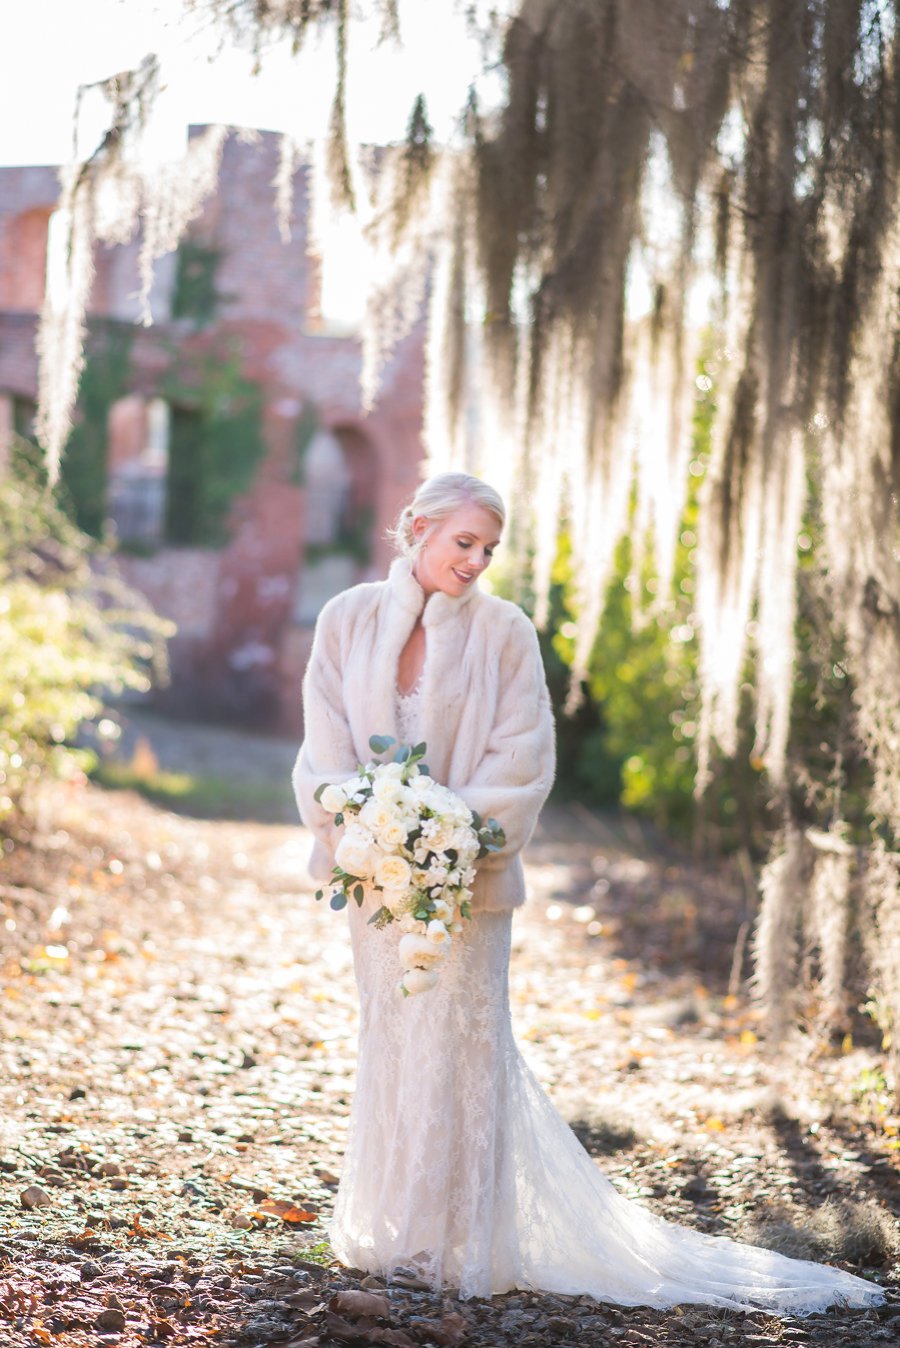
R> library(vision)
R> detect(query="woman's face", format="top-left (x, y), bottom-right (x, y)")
top-left (411, 501), bottom-right (502, 598)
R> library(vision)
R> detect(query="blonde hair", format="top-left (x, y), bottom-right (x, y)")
top-left (388, 472), bottom-right (506, 558)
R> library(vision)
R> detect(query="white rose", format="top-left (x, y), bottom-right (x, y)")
top-left (359, 799), bottom-right (392, 832)
top-left (334, 827), bottom-right (377, 878)
top-left (376, 761), bottom-right (405, 780)
top-left (374, 854), bottom-right (412, 891)
top-left (379, 820), bottom-right (409, 849)
top-left (426, 919), bottom-right (450, 946)
top-left (340, 774), bottom-right (370, 798)
top-left (402, 967), bottom-right (439, 995)
top-left (409, 774), bottom-right (435, 795)
top-left (398, 933), bottom-right (443, 968)
top-left (372, 774), bottom-right (404, 804)
top-left (319, 784), bottom-right (348, 813)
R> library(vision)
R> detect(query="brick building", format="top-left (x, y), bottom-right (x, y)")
top-left (0, 127), bottom-right (426, 735)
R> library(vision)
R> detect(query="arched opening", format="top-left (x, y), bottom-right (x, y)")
top-left (292, 423), bottom-right (376, 623)
top-left (107, 396), bottom-right (170, 546)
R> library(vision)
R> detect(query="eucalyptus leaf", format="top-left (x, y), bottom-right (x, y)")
top-left (330, 892), bottom-right (348, 911)
top-left (369, 734), bottom-right (396, 754)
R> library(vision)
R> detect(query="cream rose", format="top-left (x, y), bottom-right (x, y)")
top-left (374, 854), bottom-right (412, 891)
top-left (426, 919), bottom-right (450, 946)
top-left (398, 933), bottom-right (443, 968)
top-left (402, 967), bottom-right (439, 995)
top-left (379, 820), bottom-right (409, 850)
top-left (334, 827), bottom-right (377, 878)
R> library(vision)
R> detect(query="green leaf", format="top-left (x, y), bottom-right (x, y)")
top-left (369, 734), bottom-right (396, 754)
top-left (334, 812), bottom-right (344, 826)
top-left (329, 892), bottom-right (348, 911)
top-left (353, 883), bottom-right (364, 904)
top-left (394, 746), bottom-right (411, 763)
top-left (313, 782), bottom-right (327, 802)
top-left (412, 741), bottom-right (428, 757)
top-left (314, 889), bottom-right (323, 901)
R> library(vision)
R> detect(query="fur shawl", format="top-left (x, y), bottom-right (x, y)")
top-left (291, 555), bottom-right (557, 912)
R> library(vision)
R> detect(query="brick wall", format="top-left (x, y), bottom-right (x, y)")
top-left (0, 130), bottom-right (426, 738)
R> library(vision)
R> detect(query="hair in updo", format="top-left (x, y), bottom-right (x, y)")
top-left (388, 472), bottom-right (506, 559)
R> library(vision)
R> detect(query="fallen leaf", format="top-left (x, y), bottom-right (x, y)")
top-left (324, 1310), bottom-right (361, 1340)
top-left (148, 1318), bottom-right (177, 1340)
top-left (254, 1198), bottom-right (317, 1223)
top-left (20, 1185), bottom-right (52, 1210)
top-left (329, 1288), bottom-right (391, 1318)
top-left (370, 1328), bottom-right (417, 1347)
top-left (422, 1312), bottom-right (468, 1346)
top-left (282, 1289), bottom-right (326, 1312)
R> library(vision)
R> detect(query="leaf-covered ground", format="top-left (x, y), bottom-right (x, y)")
top-left (1, 713), bottom-right (898, 1347)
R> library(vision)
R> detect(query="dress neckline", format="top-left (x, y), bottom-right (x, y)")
top-left (396, 669), bottom-right (425, 701)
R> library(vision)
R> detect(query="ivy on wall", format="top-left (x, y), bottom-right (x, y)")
top-left (171, 240), bottom-right (223, 326)
top-left (58, 323), bottom-right (133, 539)
top-left (161, 343), bottom-right (266, 548)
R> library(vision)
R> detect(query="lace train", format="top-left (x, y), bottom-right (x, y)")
top-left (326, 898), bottom-right (885, 1313)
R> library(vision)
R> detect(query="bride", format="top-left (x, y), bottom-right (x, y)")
top-left (291, 471), bottom-right (884, 1313)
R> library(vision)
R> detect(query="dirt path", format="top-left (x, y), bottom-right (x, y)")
top-left (1, 739), bottom-right (898, 1347)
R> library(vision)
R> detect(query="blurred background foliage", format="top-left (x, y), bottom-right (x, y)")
top-left (508, 363), bottom-right (875, 863)
top-left (0, 442), bottom-right (172, 827)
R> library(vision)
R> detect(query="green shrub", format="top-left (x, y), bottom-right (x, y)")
top-left (0, 451), bottom-right (172, 824)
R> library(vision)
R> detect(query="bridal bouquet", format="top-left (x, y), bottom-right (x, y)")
top-left (314, 734), bottom-right (505, 996)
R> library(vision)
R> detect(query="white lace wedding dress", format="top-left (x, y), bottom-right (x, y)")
top-left (324, 679), bottom-right (885, 1313)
